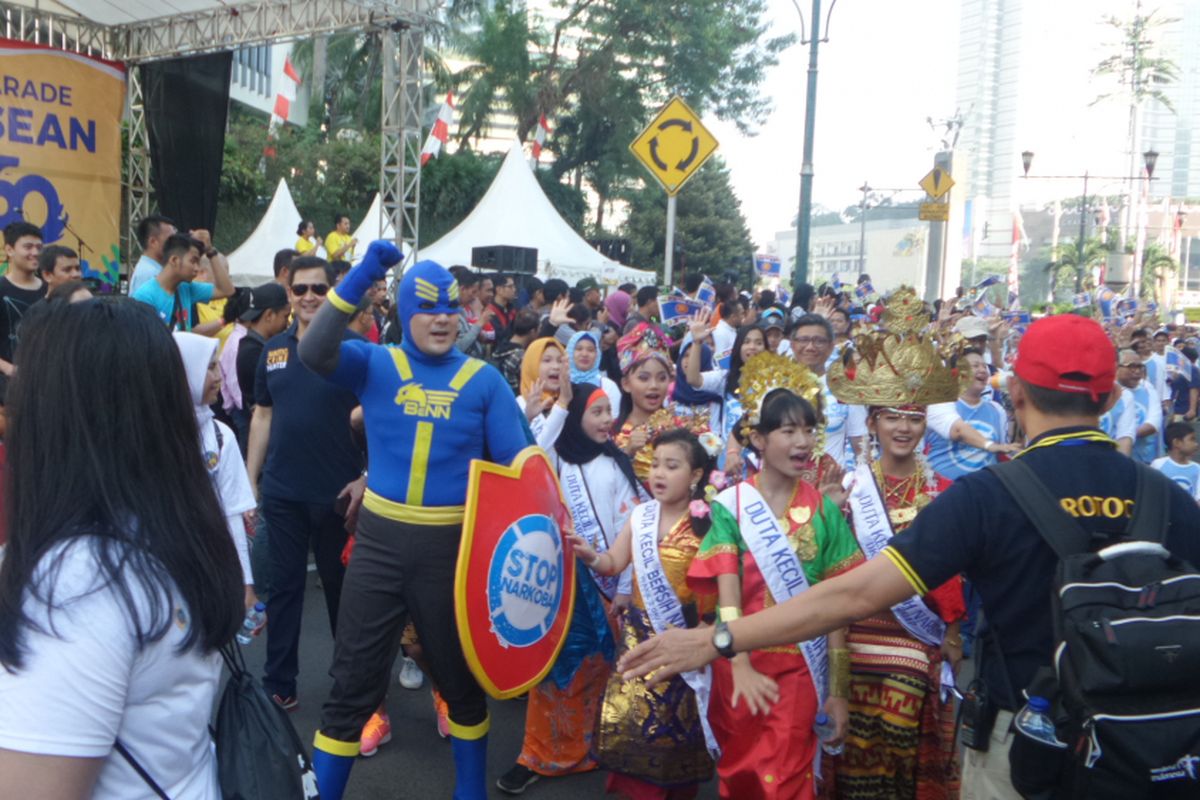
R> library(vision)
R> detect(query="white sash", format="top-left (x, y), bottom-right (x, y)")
top-left (715, 483), bottom-right (828, 710)
top-left (631, 501), bottom-right (720, 758)
top-left (559, 461), bottom-right (619, 600)
top-left (847, 463), bottom-right (947, 647)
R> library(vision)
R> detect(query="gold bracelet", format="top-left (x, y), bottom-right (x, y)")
top-left (944, 635), bottom-right (963, 648)
top-left (828, 647), bottom-right (851, 698)
top-left (718, 606), bottom-right (742, 622)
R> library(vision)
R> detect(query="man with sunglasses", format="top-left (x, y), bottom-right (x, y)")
top-left (1113, 347), bottom-right (1163, 464)
top-left (245, 256), bottom-right (366, 711)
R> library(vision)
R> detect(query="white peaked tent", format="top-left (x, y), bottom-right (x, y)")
top-left (227, 178), bottom-right (305, 286)
top-left (419, 143), bottom-right (656, 286)
top-left (351, 193), bottom-right (397, 261)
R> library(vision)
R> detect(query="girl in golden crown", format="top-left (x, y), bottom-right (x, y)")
top-left (687, 352), bottom-right (863, 799)
top-left (818, 289), bottom-right (965, 800)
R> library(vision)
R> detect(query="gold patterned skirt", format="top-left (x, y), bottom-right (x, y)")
top-left (592, 607), bottom-right (715, 788)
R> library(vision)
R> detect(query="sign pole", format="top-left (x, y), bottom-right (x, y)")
top-left (664, 193), bottom-right (677, 288)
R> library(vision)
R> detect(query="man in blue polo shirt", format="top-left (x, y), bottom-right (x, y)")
top-left (618, 314), bottom-right (1200, 800)
top-left (245, 255), bottom-right (365, 709)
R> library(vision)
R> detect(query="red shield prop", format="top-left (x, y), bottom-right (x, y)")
top-left (455, 447), bottom-right (576, 699)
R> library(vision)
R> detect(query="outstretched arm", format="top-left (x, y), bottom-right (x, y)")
top-left (299, 240), bottom-right (401, 376)
top-left (618, 553), bottom-right (914, 683)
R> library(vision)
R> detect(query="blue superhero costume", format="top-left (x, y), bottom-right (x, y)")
top-left (305, 247), bottom-right (528, 800)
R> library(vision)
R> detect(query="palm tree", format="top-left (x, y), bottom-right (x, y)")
top-left (1047, 237), bottom-right (1109, 294)
top-left (1140, 240), bottom-right (1178, 304)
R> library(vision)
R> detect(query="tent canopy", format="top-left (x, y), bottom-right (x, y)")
top-left (226, 178), bottom-right (302, 286)
top-left (419, 143), bottom-right (655, 287)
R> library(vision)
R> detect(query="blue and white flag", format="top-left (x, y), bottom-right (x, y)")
top-left (776, 286), bottom-right (790, 306)
top-left (1096, 286), bottom-right (1118, 321)
top-left (972, 294), bottom-right (998, 318)
top-left (695, 276), bottom-right (716, 308)
top-left (659, 296), bottom-right (707, 327)
top-left (1072, 291), bottom-right (1092, 309)
top-left (754, 254), bottom-right (781, 277)
top-left (1167, 347), bottom-right (1194, 381)
top-left (974, 274), bottom-right (1002, 290)
top-left (855, 280), bottom-right (875, 301)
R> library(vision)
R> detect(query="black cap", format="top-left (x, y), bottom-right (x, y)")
top-left (239, 282), bottom-right (289, 321)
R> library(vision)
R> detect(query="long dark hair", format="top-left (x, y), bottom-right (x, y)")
top-left (653, 428), bottom-right (715, 538)
top-left (724, 325), bottom-right (767, 398)
top-left (0, 299), bottom-right (242, 670)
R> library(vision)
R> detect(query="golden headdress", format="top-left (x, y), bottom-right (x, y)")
top-left (738, 351), bottom-right (823, 437)
top-left (827, 286), bottom-right (966, 407)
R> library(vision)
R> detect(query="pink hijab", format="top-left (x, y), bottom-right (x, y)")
top-left (604, 290), bottom-right (632, 330)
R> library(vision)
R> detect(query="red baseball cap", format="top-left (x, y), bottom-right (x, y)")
top-left (1012, 315), bottom-right (1116, 401)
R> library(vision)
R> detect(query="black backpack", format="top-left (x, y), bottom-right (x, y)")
top-left (991, 460), bottom-right (1200, 799)
top-left (214, 642), bottom-right (321, 800)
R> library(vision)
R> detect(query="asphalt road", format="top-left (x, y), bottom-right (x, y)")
top-left (242, 571), bottom-right (720, 799)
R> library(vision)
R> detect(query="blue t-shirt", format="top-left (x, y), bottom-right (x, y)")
top-left (131, 279), bottom-right (214, 332)
top-left (1169, 363), bottom-right (1200, 415)
top-left (1128, 381), bottom-right (1162, 464)
top-left (1151, 457), bottom-right (1200, 501)
top-left (925, 397), bottom-right (1007, 480)
top-left (255, 325), bottom-right (364, 503)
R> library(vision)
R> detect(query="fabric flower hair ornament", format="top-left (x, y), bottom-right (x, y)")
top-left (697, 431), bottom-right (723, 461)
top-left (617, 322), bottom-right (674, 375)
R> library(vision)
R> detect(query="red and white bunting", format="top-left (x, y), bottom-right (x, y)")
top-left (421, 92), bottom-right (456, 166)
top-left (264, 56), bottom-right (302, 159)
top-left (531, 114), bottom-right (552, 161)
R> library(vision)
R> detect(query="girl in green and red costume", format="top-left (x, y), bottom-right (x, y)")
top-left (688, 352), bottom-right (863, 800)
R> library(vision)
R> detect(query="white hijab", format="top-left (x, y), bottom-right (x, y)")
top-left (173, 332), bottom-right (220, 463)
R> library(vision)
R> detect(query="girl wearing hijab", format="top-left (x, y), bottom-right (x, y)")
top-left (517, 337), bottom-right (571, 449)
top-left (174, 332), bottom-right (257, 607)
top-left (567, 330), bottom-right (621, 413)
top-left (497, 382), bottom-right (644, 795)
top-left (604, 289), bottom-right (631, 332)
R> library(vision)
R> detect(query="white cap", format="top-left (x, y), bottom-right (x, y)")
top-left (954, 316), bottom-right (990, 340)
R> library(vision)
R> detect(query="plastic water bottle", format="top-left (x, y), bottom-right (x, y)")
top-left (236, 602), bottom-right (266, 645)
top-left (813, 711), bottom-right (843, 756)
top-left (1014, 696), bottom-right (1066, 748)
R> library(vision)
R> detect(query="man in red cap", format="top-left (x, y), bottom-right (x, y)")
top-left (617, 314), bottom-right (1200, 799)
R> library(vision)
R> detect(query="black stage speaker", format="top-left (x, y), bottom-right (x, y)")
top-left (471, 245), bottom-right (538, 274)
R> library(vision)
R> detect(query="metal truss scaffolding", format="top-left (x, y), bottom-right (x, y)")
top-left (0, 0), bottom-right (429, 275)
top-left (381, 24), bottom-right (423, 264)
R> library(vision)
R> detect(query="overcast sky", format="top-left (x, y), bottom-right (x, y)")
top-left (707, 0), bottom-right (962, 247)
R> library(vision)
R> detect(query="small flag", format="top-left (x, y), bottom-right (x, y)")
top-left (972, 294), bottom-right (998, 318)
top-left (1072, 291), bottom-right (1092, 309)
top-left (855, 280), bottom-right (875, 301)
top-left (531, 114), bottom-right (552, 161)
top-left (695, 276), bottom-right (716, 308)
top-left (1096, 286), bottom-right (1117, 320)
top-left (669, 286), bottom-right (686, 298)
top-left (264, 57), bottom-right (302, 159)
top-left (831, 273), bottom-right (843, 292)
top-left (777, 287), bottom-right (790, 306)
top-left (754, 254), bottom-right (781, 277)
top-left (658, 296), bottom-right (708, 327)
top-left (1167, 347), bottom-right (1193, 381)
top-left (421, 92), bottom-right (456, 166)
top-left (974, 275), bottom-right (1002, 289)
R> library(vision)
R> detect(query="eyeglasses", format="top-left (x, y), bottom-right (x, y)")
top-left (1119, 363), bottom-right (1145, 370)
top-left (292, 283), bottom-right (330, 297)
top-left (791, 336), bottom-right (830, 347)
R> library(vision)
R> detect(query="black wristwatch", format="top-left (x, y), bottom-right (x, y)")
top-left (712, 621), bottom-right (736, 659)
top-left (205, 247), bottom-right (220, 259)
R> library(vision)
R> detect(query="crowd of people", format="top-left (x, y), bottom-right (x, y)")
top-left (1, 214), bottom-right (1199, 800)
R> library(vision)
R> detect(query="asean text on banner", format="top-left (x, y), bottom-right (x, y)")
top-left (0, 39), bottom-right (126, 286)
top-left (456, 447), bottom-right (577, 699)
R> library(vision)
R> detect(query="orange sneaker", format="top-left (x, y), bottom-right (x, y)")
top-left (433, 689), bottom-right (450, 739)
top-left (360, 710), bottom-right (391, 757)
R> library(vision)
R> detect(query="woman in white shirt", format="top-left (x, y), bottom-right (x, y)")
top-left (0, 298), bottom-right (244, 799)
top-left (517, 337), bottom-right (570, 449)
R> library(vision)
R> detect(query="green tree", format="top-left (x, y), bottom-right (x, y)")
top-left (621, 157), bottom-right (753, 282)
top-left (1140, 240), bottom-right (1178, 303)
top-left (1045, 237), bottom-right (1109, 295)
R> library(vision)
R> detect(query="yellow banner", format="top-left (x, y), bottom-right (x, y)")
top-left (0, 39), bottom-right (125, 285)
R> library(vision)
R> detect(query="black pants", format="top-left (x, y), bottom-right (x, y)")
top-left (319, 507), bottom-right (487, 742)
top-left (261, 494), bottom-right (348, 698)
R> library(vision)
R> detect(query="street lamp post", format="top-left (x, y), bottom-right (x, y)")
top-left (857, 181), bottom-right (870, 274)
top-left (791, 0), bottom-right (837, 291)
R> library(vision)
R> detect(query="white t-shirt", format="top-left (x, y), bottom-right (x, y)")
top-left (0, 537), bottom-right (222, 799)
top-left (1151, 456), bottom-right (1200, 502)
top-left (203, 417), bottom-right (256, 585)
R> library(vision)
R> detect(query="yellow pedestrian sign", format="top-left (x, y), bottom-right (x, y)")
top-left (919, 167), bottom-right (955, 199)
top-left (630, 96), bottom-right (719, 195)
